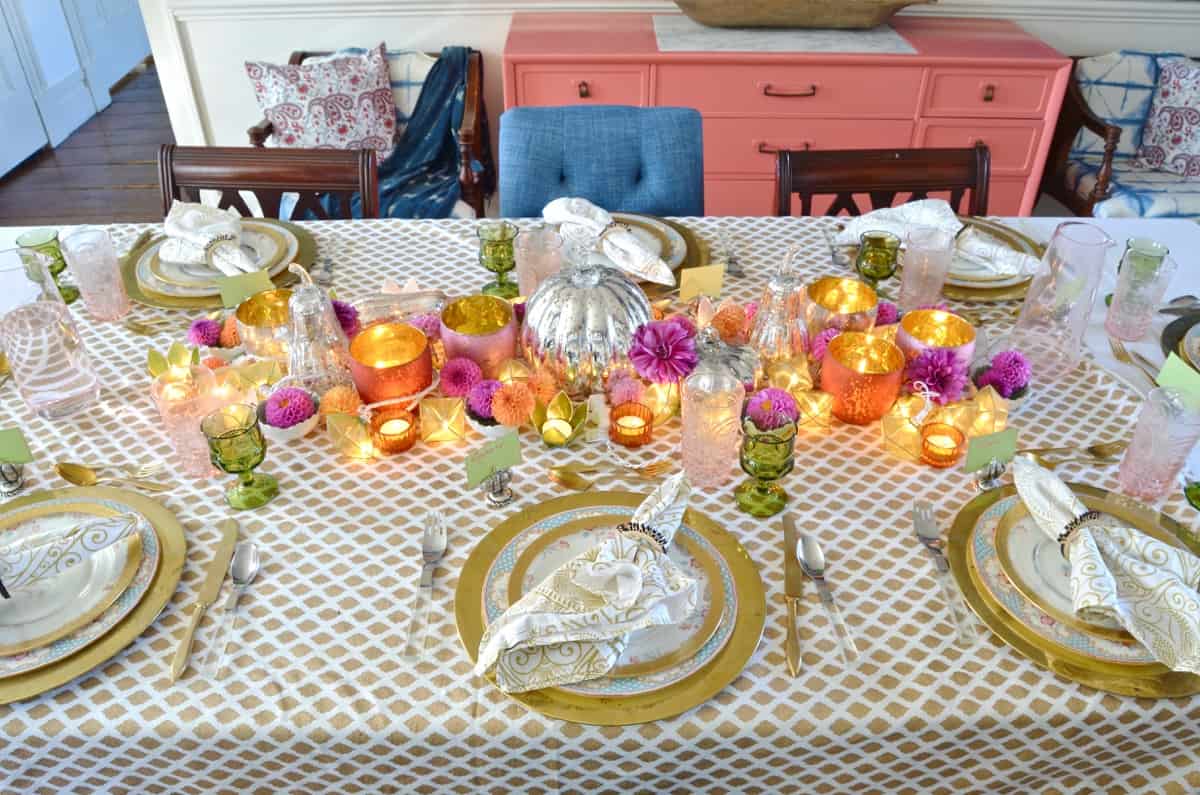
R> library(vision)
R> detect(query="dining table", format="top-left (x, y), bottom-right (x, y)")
top-left (0, 214), bottom-right (1197, 795)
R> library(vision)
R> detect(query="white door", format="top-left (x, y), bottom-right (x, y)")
top-left (63, 0), bottom-right (151, 111)
top-left (0, 9), bottom-right (47, 175)
top-left (3, 0), bottom-right (97, 145)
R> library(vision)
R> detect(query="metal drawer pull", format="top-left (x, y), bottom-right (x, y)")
top-left (983, 84), bottom-right (995, 102)
top-left (757, 141), bottom-right (810, 154)
top-left (762, 83), bottom-right (817, 98)
top-left (578, 80), bottom-right (590, 98)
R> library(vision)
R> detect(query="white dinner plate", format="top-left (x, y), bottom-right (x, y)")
top-left (136, 220), bottom-right (299, 298)
top-left (586, 213), bottom-right (688, 273)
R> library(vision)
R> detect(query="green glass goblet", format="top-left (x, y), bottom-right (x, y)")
top-left (855, 230), bottom-right (901, 291)
top-left (478, 220), bottom-right (520, 299)
top-left (201, 403), bottom-right (279, 510)
top-left (734, 418), bottom-right (796, 517)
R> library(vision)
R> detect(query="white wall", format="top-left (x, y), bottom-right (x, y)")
top-left (140, 0), bottom-right (1200, 152)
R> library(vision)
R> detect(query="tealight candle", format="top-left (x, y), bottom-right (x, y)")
top-left (370, 407), bottom-right (417, 455)
top-left (896, 309), bottom-right (976, 366)
top-left (920, 422), bottom-right (966, 468)
top-left (819, 331), bottom-right (905, 425)
top-left (541, 418), bottom-right (575, 444)
top-left (806, 276), bottom-right (878, 338)
top-left (349, 322), bottom-right (433, 404)
top-left (609, 402), bottom-right (653, 447)
top-left (440, 295), bottom-right (517, 379)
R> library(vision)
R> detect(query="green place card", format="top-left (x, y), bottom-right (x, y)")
top-left (1156, 353), bottom-right (1200, 411)
top-left (963, 427), bottom-right (1018, 474)
top-left (465, 431), bottom-right (522, 489)
top-left (217, 270), bottom-right (274, 308)
top-left (0, 428), bottom-right (33, 464)
top-left (678, 263), bottom-right (725, 302)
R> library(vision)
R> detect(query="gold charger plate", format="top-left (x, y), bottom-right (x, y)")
top-left (122, 219), bottom-right (316, 310)
top-left (148, 222), bottom-right (292, 289)
top-left (507, 513), bottom-right (727, 679)
top-left (940, 217), bottom-right (1043, 303)
top-left (948, 484), bottom-right (1200, 698)
top-left (456, 491), bottom-right (766, 726)
top-left (0, 487), bottom-right (186, 705)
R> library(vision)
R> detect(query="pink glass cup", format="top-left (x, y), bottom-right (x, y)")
top-left (1105, 239), bottom-right (1176, 342)
top-left (682, 369), bottom-right (745, 488)
top-left (61, 228), bottom-right (131, 321)
top-left (440, 295), bottom-right (517, 380)
top-left (1117, 388), bottom-right (1200, 503)
top-left (898, 227), bottom-right (955, 313)
top-left (151, 366), bottom-right (219, 479)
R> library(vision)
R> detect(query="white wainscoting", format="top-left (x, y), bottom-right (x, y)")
top-left (139, 0), bottom-right (1200, 153)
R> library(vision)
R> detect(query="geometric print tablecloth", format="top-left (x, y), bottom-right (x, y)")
top-left (1, 217), bottom-right (1198, 795)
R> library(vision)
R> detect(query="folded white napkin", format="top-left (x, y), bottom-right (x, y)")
top-left (832, 198), bottom-right (962, 246)
top-left (475, 474), bottom-right (699, 693)
top-left (1013, 456), bottom-right (1200, 673)
top-left (0, 514), bottom-right (138, 600)
top-left (542, 197), bottom-right (676, 286)
top-left (954, 226), bottom-right (1041, 278)
top-left (161, 200), bottom-right (259, 276)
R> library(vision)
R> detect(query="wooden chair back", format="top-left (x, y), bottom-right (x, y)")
top-left (157, 145), bottom-right (379, 219)
top-left (775, 143), bottom-right (990, 217)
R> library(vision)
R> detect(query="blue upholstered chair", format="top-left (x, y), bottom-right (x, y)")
top-left (498, 106), bottom-right (704, 217)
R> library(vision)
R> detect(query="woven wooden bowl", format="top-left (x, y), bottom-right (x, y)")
top-left (673, 0), bottom-right (934, 29)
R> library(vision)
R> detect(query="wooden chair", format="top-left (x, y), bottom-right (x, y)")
top-left (1039, 62), bottom-right (1122, 217)
top-left (247, 49), bottom-right (494, 217)
top-left (157, 145), bottom-right (379, 219)
top-left (775, 143), bottom-right (991, 217)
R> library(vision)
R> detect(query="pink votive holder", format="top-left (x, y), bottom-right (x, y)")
top-left (896, 309), bottom-right (976, 367)
top-left (440, 295), bottom-right (517, 380)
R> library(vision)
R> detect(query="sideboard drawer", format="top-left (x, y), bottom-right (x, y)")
top-left (705, 117), bottom-right (916, 176)
top-left (514, 64), bottom-right (650, 107)
top-left (658, 64), bottom-right (923, 118)
top-left (923, 69), bottom-right (1054, 118)
top-left (916, 119), bottom-right (1041, 176)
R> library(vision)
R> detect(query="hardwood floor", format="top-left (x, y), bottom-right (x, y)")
top-left (0, 65), bottom-right (173, 226)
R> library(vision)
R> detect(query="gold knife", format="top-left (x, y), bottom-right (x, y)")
top-left (782, 512), bottom-right (804, 677)
top-left (170, 518), bottom-right (239, 682)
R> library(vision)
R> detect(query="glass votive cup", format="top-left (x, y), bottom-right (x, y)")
top-left (515, 223), bottom-right (563, 299)
top-left (1117, 387), bottom-right (1200, 503)
top-left (370, 406), bottom-right (418, 455)
top-left (151, 366), bottom-right (218, 479)
top-left (60, 228), bottom-right (130, 321)
top-left (349, 322), bottom-right (433, 404)
top-left (896, 309), bottom-right (976, 367)
top-left (820, 331), bottom-right (905, 425)
top-left (898, 227), bottom-right (955, 312)
top-left (440, 295), bottom-right (517, 380)
top-left (236, 288), bottom-right (292, 361)
top-left (806, 276), bottom-right (878, 339)
top-left (1105, 238), bottom-right (1176, 341)
top-left (920, 422), bottom-right (967, 468)
top-left (682, 369), bottom-right (745, 488)
top-left (610, 402), bottom-right (653, 447)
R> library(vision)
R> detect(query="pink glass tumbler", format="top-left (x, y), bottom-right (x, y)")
top-left (681, 369), bottom-right (745, 488)
top-left (152, 366), bottom-right (219, 478)
top-left (1105, 238), bottom-right (1175, 342)
top-left (1117, 388), bottom-right (1200, 503)
top-left (61, 228), bottom-right (131, 321)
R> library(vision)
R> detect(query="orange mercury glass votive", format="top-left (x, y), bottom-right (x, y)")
top-left (609, 402), bottom-right (653, 447)
top-left (920, 422), bottom-right (967, 468)
top-left (349, 322), bottom-right (433, 404)
top-left (369, 406), bottom-right (418, 455)
top-left (819, 331), bottom-right (905, 425)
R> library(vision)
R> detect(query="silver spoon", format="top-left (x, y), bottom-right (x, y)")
top-left (798, 534), bottom-right (859, 664)
top-left (203, 540), bottom-right (260, 677)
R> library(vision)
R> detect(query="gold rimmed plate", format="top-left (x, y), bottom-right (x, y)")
top-left (457, 491), bottom-right (765, 725)
top-left (147, 221), bottom-right (293, 290)
top-left (948, 484), bottom-right (1200, 697)
top-left (0, 488), bottom-right (186, 704)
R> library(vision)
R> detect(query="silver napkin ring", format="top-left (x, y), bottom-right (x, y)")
top-left (617, 521), bottom-right (667, 552)
top-left (1058, 510), bottom-right (1103, 557)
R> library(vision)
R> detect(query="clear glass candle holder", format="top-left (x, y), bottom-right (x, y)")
top-left (898, 227), bottom-right (955, 312)
top-left (682, 369), bottom-right (745, 488)
top-left (60, 228), bottom-right (131, 321)
top-left (1105, 238), bottom-right (1176, 342)
top-left (152, 366), bottom-right (219, 479)
top-left (1117, 388), bottom-right (1200, 503)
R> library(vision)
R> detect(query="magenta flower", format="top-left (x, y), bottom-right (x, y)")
top-left (664, 314), bottom-right (697, 339)
top-left (746, 388), bottom-right (799, 431)
top-left (332, 299), bottom-right (360, 338)
top-left (513, 301), bottom-right (526, 325)
top-left (916, 302), bottom-right (951, 313)
top-left (808, 328), bottom-right (841, 364)
top-left (906, 348), bottom-right (968, 405)
top-left (467, 379), bottom-right (502, 419)
top-left (629, 321), bottom-right (699, 384)
top-left (408, 312), bottom-right (441, 340)
top-left (745, 302), bottom-right (758, 326)
top-left (188, 318), bottom-right (221, 347)
top-left (264, 387), bottom-right (316, 428)
top-left (875, 301), bottom-right (899, 326)
top-left (976, 350), bottom-right (1031, 398)
top-left (441, 357), bottom-right (482, 397)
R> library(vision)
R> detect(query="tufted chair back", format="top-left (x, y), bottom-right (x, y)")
top-left (498, 106), bottom-right (704, 218)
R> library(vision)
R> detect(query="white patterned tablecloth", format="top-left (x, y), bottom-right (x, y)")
top-left (1, 217), bottom-right (1198, 795)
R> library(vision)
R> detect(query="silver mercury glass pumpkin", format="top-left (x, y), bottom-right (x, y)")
top-left (521, 262), bottom-right (651, 398)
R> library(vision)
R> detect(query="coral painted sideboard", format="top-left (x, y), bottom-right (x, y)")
top-left (503, 13), bottom-right (1071, 216)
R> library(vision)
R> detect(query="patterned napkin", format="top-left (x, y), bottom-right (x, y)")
top-left (161, 200), bottom-right (259, 276)
top-left (0, 514), bottom-right (138, 600)
top-left (1013, 456), bottom-right (1200, 673)
top-left (474, 474), bottom-right (699, 693)
top-left (542, 197), bottom-right (676, 286)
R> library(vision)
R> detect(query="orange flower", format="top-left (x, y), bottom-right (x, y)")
top-left (219, 315), bottom-right (240, 348)
top-left (711, 305), bottom-right (748, 344)
top-left (201, 356), bottom-right (226, 370)
top-left (491, 382), bottom-right (535, 427)
top-left (529, 368), bottom-right (558, 404)
top-left (319, 384), bottom-right (362, 420)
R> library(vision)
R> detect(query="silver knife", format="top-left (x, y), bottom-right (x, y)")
top-left (782, 513), bottom-right (804, 677)
top-left (170, 518), bottom-right (239, 681)
top-left (913, 501), bottom-right (978, 648)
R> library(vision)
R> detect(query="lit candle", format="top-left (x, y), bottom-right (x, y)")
top-left (541, 418), bottom-right (574, 445)
top-left (806, 276), bottom-right (878, 338)
top-left (609, 402), bottom-right (653, 447)
top-left (819, 332), bottom-right (904, 425)
top-left (349, 322), bottom-right (433, 404)
top-left (643, 382), bottom-right (679, 425)
top-left (920, 422), bottom-right (966, 468)
top-left (497, 357), bottom-right (532, 384)
top-left (380, 418), bottom-right (410, 435)
top-left (896, 309), bottom-right (976, 366)
top-left (369, 407), bottom-right (417, 455)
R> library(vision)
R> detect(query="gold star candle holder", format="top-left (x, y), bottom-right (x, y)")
top-left (795, 390), bottom-right (833, 431)
top-left (419, 397), bottom-right (467, 443)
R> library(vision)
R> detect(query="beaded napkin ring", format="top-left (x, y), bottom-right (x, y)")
top-left (1058, 510), bottom-right (1104, 557)
top-left (617, 521), bottom-right (668, 552)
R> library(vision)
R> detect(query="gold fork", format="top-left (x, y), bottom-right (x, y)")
top-left (550, 460), bottom-right (673, 480)
top-left (1108, 337), bottom-right (1158, 387)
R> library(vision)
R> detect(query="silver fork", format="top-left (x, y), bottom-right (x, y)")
top-left (913, 501), bottom-right (978, 648)
top-left (404, 512), bottom-right (447, 660)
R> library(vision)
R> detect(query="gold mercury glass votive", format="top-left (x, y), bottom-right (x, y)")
top-left (820, 331), bottom-right (905, 425)
top-left (806, 276), bottom-right (878, 338)
top-left (369, 406), bottom-right (418, 455)
top-left (235, 288), bottom-right (292, 361)
top-left (349, 322), bottom-right (433, 404)
top-left (896, 309), bottom-right (976, 365)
